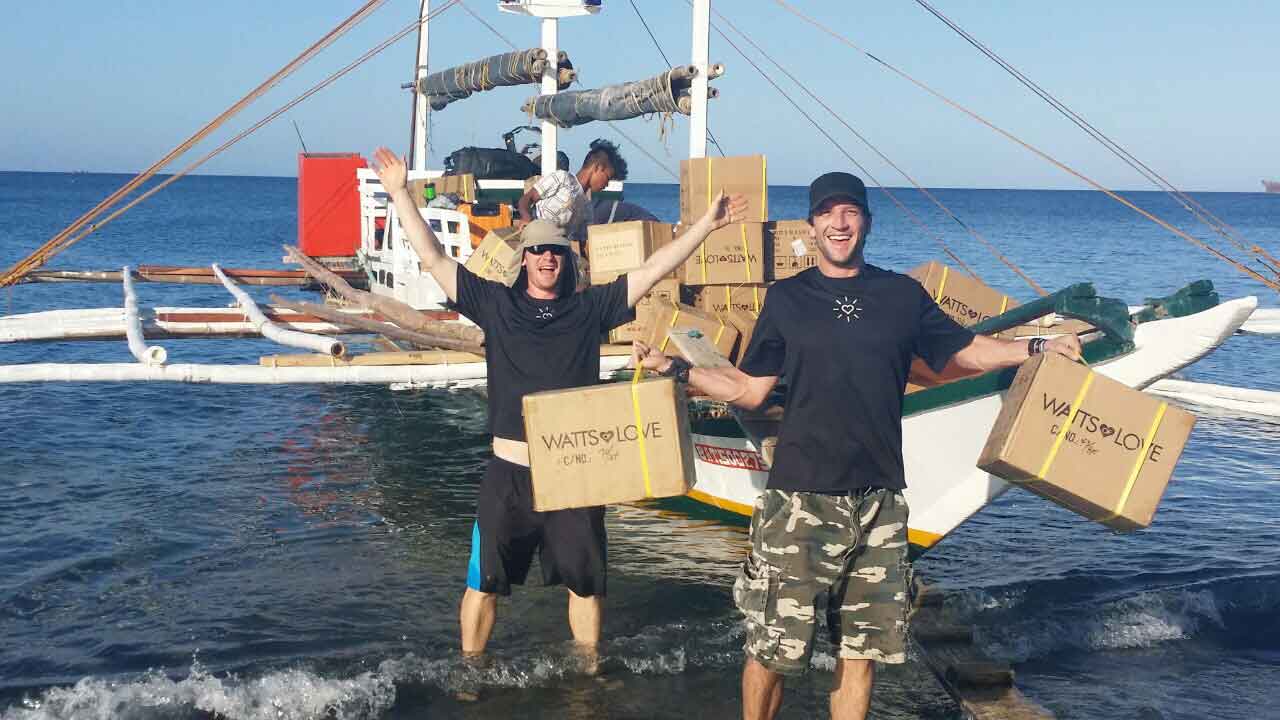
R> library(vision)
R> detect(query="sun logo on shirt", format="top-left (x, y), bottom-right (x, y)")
top-left (535, 306), bottom-right (554, 320)
top-left (832, 295), bottom-right (861, 323)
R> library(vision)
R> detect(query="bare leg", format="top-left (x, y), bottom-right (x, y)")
top-left (567, 589), bottom-right (602, 646)
top-left (459, 587), bottom-right (498, 654)
top-left (742, 656), bottom-right (785, 720)
top-left (830, 659), bottom-right (874, 720)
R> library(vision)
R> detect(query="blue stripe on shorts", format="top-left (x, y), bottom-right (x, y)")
top-left (466, 521), bottom-right (482, 590)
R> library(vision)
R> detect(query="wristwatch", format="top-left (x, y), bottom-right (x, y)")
top-left (661, 356), bottom-right (693, 383)
top-left (1027, 337), bottom-right (1047, 355)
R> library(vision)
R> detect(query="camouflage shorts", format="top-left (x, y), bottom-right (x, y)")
top-left (733, 488), bottom-right (910, 676)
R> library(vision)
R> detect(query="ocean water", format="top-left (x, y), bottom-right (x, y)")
top-left (1, 171), bottom-right (1278, 719)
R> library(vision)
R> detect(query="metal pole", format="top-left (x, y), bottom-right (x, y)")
top-left (411, 0), bottom-right (431, 171)
top-left (689, 0), bottom-right (710, 160)
top-left (540, 17), bottom-right (559, 176)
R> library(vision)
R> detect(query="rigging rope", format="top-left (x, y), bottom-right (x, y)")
top-left (774, 0), bottom-right (1280, 293)
top-left (628, 0), bottom-right (726, 157)
top-left (0, 0), bottom-right (392, 289)
top-left (694, 4), bottom-right (982, 281)
top-left (29, 2), bottom-right (463, 264)
top-left (458, 0), bottom-right (679, 181)
top-left (911, 0), bottom-right (1278, 281)
top-left (709, 5), bottom-right (1044, 296)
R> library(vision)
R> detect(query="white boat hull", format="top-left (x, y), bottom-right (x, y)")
top-left (680, 296), bottom-right (1258, 553)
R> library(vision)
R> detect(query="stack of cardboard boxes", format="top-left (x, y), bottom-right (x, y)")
top-left (585, 155), bottom-right (783, 366)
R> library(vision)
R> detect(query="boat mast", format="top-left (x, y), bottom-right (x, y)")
top-left (689, 0), bottom-right (710, 160)
top-left (539, 17), bottom-right (559, 176)
top-left (410, 0), bottom-right (431, 172)
top-left (498, 1), bottom-right (600, 174)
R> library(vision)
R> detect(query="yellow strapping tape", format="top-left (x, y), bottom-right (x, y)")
top-left (659, 306), bottom-right (680, 353)
top-left (740, 223), bottom-right (753, 283)
top-left (630, 365), bottom-right (653, 497)
top-left (999, 296), bottom-right (1009, 314)
top-left (760, 156), bottom-right (767, 221)
top-left (1102, 402), bottom-right (1168, 523)
top-left (1036, 370), bottom-right (1096, 479)
top-left (934, 265), bottom-right (950, 303)
top-left (714, 315), bottom-right (726, 347)
top-left (700, 159), bottom-right (713, 283)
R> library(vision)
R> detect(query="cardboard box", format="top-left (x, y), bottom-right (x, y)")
top-left (409, 174), bottom-right (478, 205)
top-left (977, 352), bottom-right (1196, 531)
top-left (523, 377), bottom-right (697, 511)
top-left (607, 279), bottom-right (681, 344)
top-left (586, 221), bottom-right (675, 283)
top-left (767, 220), bottom-right (819, 280)
top-left (697, 284), bottom-right (769, 316)
top-left (464, 226), bottom-right (522, 286)
top-left (908, 261), bottom-right (1019, 327)
top-left (680, 155), bottom-right (768, 224)
top-left (647, 301), bottom-right (739, 360)
top-left (680, 222), bottom-right (767, 286)
top-left (724, 308), bottom-right (760, 366)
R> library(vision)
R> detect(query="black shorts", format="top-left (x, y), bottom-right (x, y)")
top-left (466, 457), bottom-right (608, 597)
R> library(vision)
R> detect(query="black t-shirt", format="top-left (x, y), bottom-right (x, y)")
top-left (454, 265), bottom-right (634, 441)
top-left (738, 265), bottom-right (975, 492)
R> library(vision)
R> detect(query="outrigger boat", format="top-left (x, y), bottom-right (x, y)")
top-left (0, 1), bottom-right (1267, 554)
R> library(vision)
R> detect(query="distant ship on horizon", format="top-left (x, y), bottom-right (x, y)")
top-left (1265, 179), bottom-right (1280, 193)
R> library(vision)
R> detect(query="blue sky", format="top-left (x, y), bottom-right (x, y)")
top-left (2, 1), bottom-right (1276, 191)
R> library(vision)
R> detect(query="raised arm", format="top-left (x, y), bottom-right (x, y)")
top-left (625, 191), bottom-right (747, 307)
top-left (371, 147), bottom-right (459, 302)
top-left (632, 340), bottom-right (779, 410)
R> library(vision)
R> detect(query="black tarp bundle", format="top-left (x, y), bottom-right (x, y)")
top-left (419, 49), bottom-right (574, 111)
top-left (524, 66), bottom-right (698, 128)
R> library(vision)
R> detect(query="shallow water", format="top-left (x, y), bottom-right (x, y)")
top-left (1, 172), bottom-right (1277, 718)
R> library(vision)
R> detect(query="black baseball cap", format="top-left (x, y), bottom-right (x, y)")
top-left (808, 171), bottom-right (870, 220)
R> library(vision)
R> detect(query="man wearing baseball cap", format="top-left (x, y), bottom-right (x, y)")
top-left (634, 171), bottom-right (1080, 719)
top-left (370, 147), bottom-right (746, 672)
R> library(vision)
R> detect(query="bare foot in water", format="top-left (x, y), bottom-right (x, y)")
top-left (452, 652), bottom-right (487, 702)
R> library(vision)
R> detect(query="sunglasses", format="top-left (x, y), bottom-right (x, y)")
top-left (525, 244), bottom-right (569, 256)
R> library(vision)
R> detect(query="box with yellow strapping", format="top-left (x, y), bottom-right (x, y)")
top-left (908, 260), bottom-right (1019, 328)
top-left (463, 226), bottom-right (522, 286)
top-left (679, 222), bottom-right (766, 286)
top-left (607, 279), bottom-right (682, 344)
top-left (723, 308), bottom-right (760, 367)
top-left (696, 283), bottom-right (769, 316)
top-left (523, 377), bottom-right (696, 511)
top-left (766, 220), bottom-right (819, 280)
top-left (680, 155), bottom-right (769, 224)
top-left (586, 221), bottom-right (676, 284)
top-left (647, 300), bottom-right (739, 361)
top-left (977, 352), bottom-right (1196, 531)
top-left (409, 174), bottom-right (478, 205)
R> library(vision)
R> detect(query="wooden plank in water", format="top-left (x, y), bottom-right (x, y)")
top-left (912, 583), bottom-right (1055, 719)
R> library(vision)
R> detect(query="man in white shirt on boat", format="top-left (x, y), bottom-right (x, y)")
top-left (634, 171), bottom-right (1081, 720)
top-left (516, 138), bottom-right (627, 243)
top-left (371, 146), bottom-right (744, 679)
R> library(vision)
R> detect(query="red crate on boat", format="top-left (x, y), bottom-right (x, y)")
top-left (297, 152), bottom-right (367, 258)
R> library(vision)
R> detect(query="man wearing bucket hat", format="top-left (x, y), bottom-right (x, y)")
top-left (634, 171), bottom-right (1081, 720)
top-left (371, 147), bottom-right (746, 668)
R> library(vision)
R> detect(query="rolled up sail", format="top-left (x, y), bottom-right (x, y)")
top-left (420, 49), bottom-right (574, 111)
top-left (523, 65), bottom-right (707, 128)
